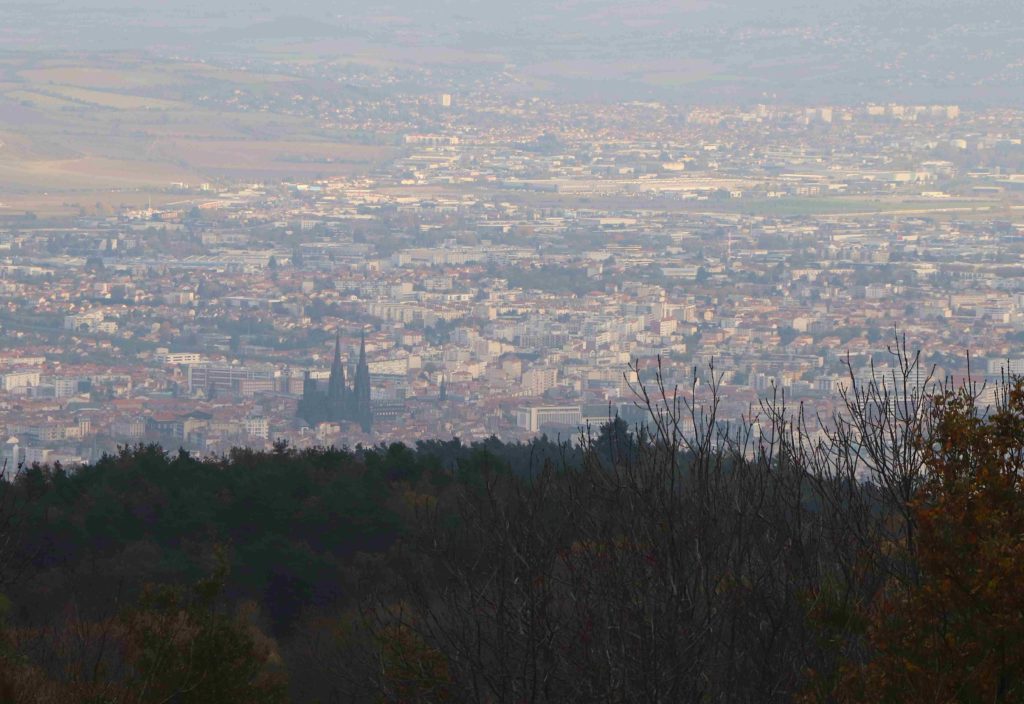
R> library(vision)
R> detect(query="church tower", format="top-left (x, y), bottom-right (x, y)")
top-left (327, 333), bottom-right (347, 419)
top-left (298, 370), bottom-right (323, 425)
top-left (295, 330), bottom-right (376, 431)
top-left (353, 330), bottom-right (372, 433)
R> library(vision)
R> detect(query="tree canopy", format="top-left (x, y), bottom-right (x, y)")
top-left (1, 353), bottom-right (1023, 702)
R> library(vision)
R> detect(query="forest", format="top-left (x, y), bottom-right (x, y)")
top-left (2, 344), bottom-right (1024, 703)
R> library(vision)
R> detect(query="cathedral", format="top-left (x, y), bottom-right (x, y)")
top-left (298, 332), bottom-right (373, 433)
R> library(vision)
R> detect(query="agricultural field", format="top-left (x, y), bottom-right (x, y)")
top-left (0, 54), bottom-right (396, 199)
top-left (704, 196), bottom-right (1007, 218)
top-left (39, 85), bottom-right (187, 110)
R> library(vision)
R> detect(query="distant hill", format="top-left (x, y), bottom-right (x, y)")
top-left (7, 0), bottom-right (1023, 105)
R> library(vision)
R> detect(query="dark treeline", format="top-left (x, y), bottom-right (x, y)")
top-left (2, 342), bottom-right (1024, 702)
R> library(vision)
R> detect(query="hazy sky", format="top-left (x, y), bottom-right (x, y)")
top-left (27, 0), bottom-right (1022, 28)
top-left (4, 0), bottom-right (1022, 105)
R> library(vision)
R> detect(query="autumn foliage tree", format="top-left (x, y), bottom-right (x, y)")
top-left (833, 377), bottom-right (1024, 702)
top-left (0, 558), bottom-right (288, 704)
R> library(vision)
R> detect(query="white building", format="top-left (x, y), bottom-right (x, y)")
top-left (516, 406), bottom-right (582, 432)
top-left (156, 352), bottom-right (203, 365)
top-left (0, 371), bottom-right (40, 392)
top-left (521, 368), bottom-right (559, 397)
top-left (244, 416), bottom-right (270, 440)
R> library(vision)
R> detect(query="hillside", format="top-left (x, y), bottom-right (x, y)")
top-left (2, 360), bottom-right (1023, 702)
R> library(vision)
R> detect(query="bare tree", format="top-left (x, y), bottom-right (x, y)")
top-left (312, 340), bottom-right (981, 703)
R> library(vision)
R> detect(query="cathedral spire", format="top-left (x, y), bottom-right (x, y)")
top-left (327, 332), bottom-right (346, 405)
top-left (354, 329), bottom-right (372, 433)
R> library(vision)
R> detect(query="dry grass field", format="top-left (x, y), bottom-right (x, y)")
top-left (0, 155), bottom-right (200, 190)
top-left (154, 139), bottom-right (393, 172)
top-left (41, 85), bottom-right (187, 110)
top-left (19, 66), bottom-right (181, 90)
top-left (0, 55), bottom-right (396, 202)
top-left (6, 90), bottom-right (84, 110)
top-left (0, 190), bottom-right (188, 218)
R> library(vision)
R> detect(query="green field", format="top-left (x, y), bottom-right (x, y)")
top-left (692, 197), bottom-right (1005, 217)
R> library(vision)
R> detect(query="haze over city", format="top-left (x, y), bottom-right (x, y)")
top-left (0, 0), bottom-right (1022, 459)
top-left (1, 2), bottom-right (1024, 701)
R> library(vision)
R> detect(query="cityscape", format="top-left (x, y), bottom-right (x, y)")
top-left (4, 1), bottom-right (1024, 702)
top-left (1, 92), bottom-right (1024, 465)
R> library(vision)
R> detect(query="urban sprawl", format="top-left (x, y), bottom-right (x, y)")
top-left (2, 98), bottom-right (1024, 466)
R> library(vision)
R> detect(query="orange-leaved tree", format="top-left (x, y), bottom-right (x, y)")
top-left (836, 377), bottom-right (1024, 703)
